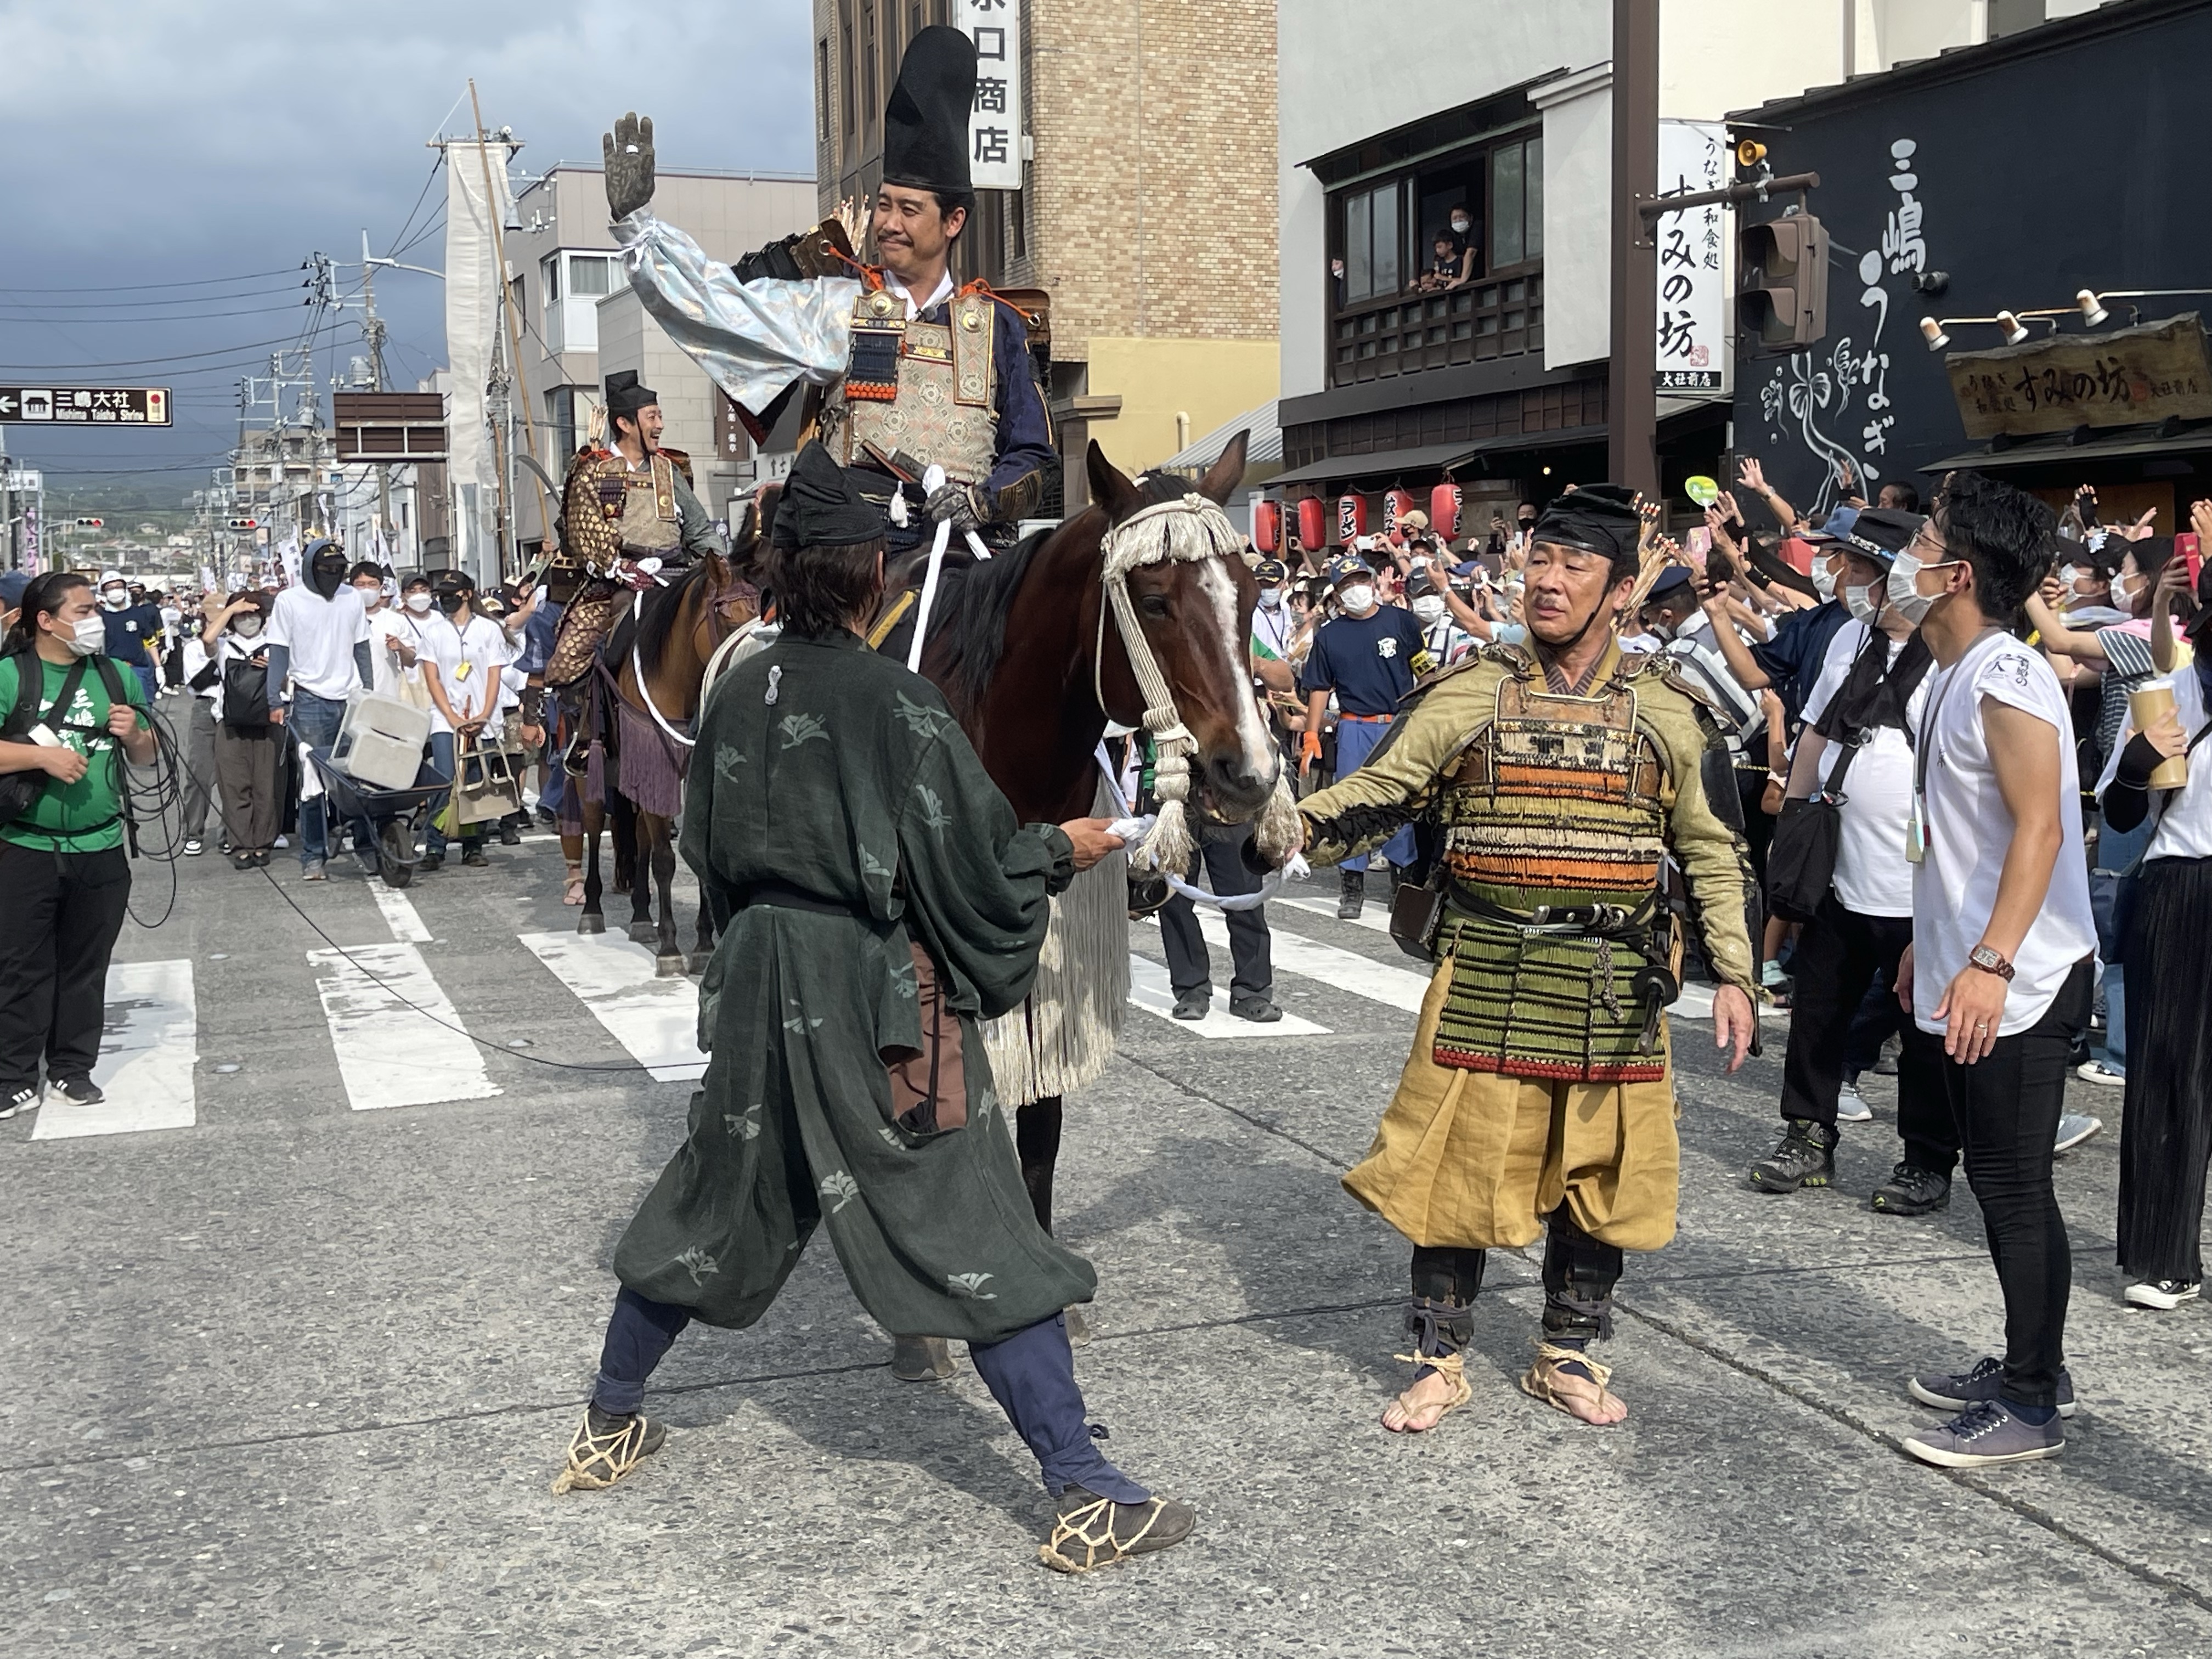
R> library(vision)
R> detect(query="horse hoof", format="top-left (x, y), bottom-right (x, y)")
top-left (655, 954), bottom-right (687, 978)
top-left (890, 1336), bottom-right (957, 1383)
top-left (577, 913), bottom-right (606, 935)
top-left (686, 952), bottom-right (713, 976)
top-left (628, 922), bottom-right (659, 946)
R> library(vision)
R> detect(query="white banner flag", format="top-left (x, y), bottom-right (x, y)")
top-left (951, 0), bottom-right (1022, 191)
top-left (444, 139), bottom-right (515, 575)
top-left (1654, 120), bottom-right (1729, 395)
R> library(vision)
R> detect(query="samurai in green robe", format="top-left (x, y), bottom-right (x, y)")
top-left (552, 438), bottom-right (1194, 1574)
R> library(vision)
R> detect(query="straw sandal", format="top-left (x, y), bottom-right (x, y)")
top-left (1381, 1346), bottom-right (1473, 1433)
top-left (1039, 1488), bottom-right (1197, 1574)
top-left (1518, 1342), bottom-right (1624, 1424)
top-left (550, 1407), bottom-right (668, 1493)
top-left (563, 863), bottom-right (587, 905)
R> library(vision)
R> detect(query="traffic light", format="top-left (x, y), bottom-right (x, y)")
top-left (74, 516), bottom-right (103, 528)
top-left (1737, 212), bottom-right (1829, 352)
top-left (227, 517), bottom-right (258, 531)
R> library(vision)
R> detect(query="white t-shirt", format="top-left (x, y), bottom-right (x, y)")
top-left (1801, 621), bottom-right (1930, 918)
top-left (1912, 631), bottom-right (2096, 1037)
top-left (2095, 666), bottom-right (2212, 862)
top-left (265, 585), bottom-right (370, 701)
top-left (415, 611), bottom-right (509, 736)
top-left (364, 609), bottom-right (424, 701)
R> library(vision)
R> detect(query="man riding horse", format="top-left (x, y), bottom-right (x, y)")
top-left (601, 26), bottom-right (1134, 1378)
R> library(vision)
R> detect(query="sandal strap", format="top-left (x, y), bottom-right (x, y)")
top-left (550, 1413), bottom-right (652, 1493)
top-left (1041, 1495), bottom-right (1165, 1573)
top-left (1392, 1346), bottom-right (1466, 1383)
top-left (1532, 1341), bottom-right (1612, 1391)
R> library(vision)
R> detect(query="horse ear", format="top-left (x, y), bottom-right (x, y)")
top-left (1198, 430), bottom-right (1249, 506)
top-left (1086, 440), bottom-right (1143, 522)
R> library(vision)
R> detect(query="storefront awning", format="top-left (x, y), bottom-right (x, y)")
top-left (1918, 419), bottom-right (2212, 476)
top-left (1268, 425), bottom-right (1609, 490)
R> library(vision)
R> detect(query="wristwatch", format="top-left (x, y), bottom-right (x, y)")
top-left (1967, 944), bottom-right (2016, 981)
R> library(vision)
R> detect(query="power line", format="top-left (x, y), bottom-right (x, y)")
top-left (0, 331), bottom-right (330, 371)
top-left (0, 268), bottom-right (301, 295)
top-left (0, 302), bottom-right (318, 324)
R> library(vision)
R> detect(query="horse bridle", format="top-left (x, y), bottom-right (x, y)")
top-left (629, 559), bottom-right (752, 752)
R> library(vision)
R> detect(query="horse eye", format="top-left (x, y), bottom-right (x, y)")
top-left (1138, 593), bottom-right (1171, 618)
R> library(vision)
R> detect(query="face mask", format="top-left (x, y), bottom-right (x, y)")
top-left (436, 591), bottom-right (466, 616)
top-left (1845, 582), bottom-right (1883, 624)
top-left (1338, 584), bottom-right (1376, 614)
top-left (1412, 596), bottom-right (1447, 624)
top-left (1811, 556), bottom-right (1839, 604)
top-left (100, 588), bottom-right (128, 611)
top-left (1450, 217), bottom-right (1470, 234)
top-left (233, 615), bottom-right (264, 639)
top-left (1886, 545), bottom-right (1957, 626)
top-left (65, 615), bottom-right (107, 656)
top-left (404, 591), bottom-right (433, 614)
top-left (1256, 588), bottom-right (1283, 610)
top-left (353, 586), bottom-right (382, 610)
top-left (1646, 618), bottom-right (1677, 644)
top-left (2110, 573), bottom-right (2137, 609)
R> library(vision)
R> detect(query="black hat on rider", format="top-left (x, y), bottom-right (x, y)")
top-left (306, 537), bottom-right (349, 600)
top-left (775, 441), bottom-right (883, 552)
top-left (881, 25), bottom-right (977, 196)
top-left (605, 370), bottom-right (658, 421)
top-left (1530, 484), bottom-right (1644, 584)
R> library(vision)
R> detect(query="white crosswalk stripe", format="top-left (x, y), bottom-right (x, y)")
top-left (370, 885), bottom-right (433, 944)
top-left (307, 944), bottom-right (502, 1111)
top-left (33, 960), bottom-right (198, 1141)
top-left (1126, 953), bottom-right (1330, 1039)
top-left (1184, 909), bottom-right (1432, 1013)
top-left (1273, 889), bottom-right (1395, 935)
top-left (518, 930), bottom-right (707, 1082)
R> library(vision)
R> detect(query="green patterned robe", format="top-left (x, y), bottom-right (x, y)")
top-left (612, 628), bottom-right (1096, 1340)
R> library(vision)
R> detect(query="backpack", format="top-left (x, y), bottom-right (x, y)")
top-left (0, 648), bottom-right (129, 829)
top-left (222, 646), bottom-right (273, 730)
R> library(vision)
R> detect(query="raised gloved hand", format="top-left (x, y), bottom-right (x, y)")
top-left (925, 481), bottom-right (984, 534)
top-left (1299, 729), bottom-right (1322, 778)
top-left (603, 112), bottom-right (657, 221)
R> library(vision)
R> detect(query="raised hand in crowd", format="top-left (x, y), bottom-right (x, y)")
top-left (2125, 505), bottom-right (2159, 540)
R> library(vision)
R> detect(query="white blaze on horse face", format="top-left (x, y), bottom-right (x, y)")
top-left (1194, 557), bottom-right (1282, 802)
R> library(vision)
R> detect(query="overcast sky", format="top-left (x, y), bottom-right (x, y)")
top-left (0, 0), bottom-right (812, 498)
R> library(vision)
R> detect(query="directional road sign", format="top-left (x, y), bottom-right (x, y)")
top-left (0, 386), bottom-right (172, 426)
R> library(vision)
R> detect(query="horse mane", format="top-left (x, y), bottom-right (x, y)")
top-left (927, 523), bottom-right (1061, 720)
top-left (634, 561), bottom-right (712, 680)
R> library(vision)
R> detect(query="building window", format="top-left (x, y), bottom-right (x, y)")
top-left (541, 255), bottom-right (561, 306)
top-left (840, 2), bottom-right (856, 134)
top-left (817, 40), bottom-right (831, 147)
top-left (568, 255), bottom-right (612, 297)
top-left (1007, 172), bottom-right (1028, 263)
top-left (548, 388), bottom-right (577, 462)
top-left (1338, 179), bottom-right (1404, 304)
top-left (1490, 134), bottom-right (1543, 269)
top-left (862, 2), bottom-right (879, 131)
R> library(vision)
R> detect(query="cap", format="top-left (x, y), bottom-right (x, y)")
top-left (775, 439), bottom-right (884, 550)
top-left (1324, 555), bottom-right (1370, 585)
top-left (1252, 557), bottom-right (1288, 584)
top-left (1841, 507), bottom-right (1927, 564)
top-left (99, 568), bottom-right (125, 587)
top-left (1646, 563), bottom-right (1696, 602)
top-left (0, 569), bottom-right (30, 610)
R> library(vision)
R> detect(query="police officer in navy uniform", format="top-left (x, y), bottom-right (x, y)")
top-left (602, 26), bottom-right (1053, 556)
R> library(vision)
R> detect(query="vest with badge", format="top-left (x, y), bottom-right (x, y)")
top-left (816, 285), bottom-right (998, 487)
top-left (1427, 646), bottom-right (1695, 1084)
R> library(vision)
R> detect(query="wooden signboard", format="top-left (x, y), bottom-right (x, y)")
top-left (1946, 313), bottom-right (2212, 440)
top-left (333, 392), bottom-right (448, 462)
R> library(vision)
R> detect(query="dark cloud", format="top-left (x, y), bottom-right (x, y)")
top-left (0, 0), bottom-right (813, 494)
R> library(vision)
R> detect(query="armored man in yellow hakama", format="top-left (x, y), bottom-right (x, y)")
top-left (1297, 484), bottom-right (1758, 1425)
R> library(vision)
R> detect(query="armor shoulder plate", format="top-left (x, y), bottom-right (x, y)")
top-left (1621, 647), bottom-right (1719, 713)
top-left (657, 447), bottom-right (696, 488)
top-left (1398, 640), bottom-right (1518, 710)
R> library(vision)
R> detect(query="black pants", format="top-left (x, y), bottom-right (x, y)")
top-left (2117, 857), bottom-right (2212, 1283)
top-left (1157, 826), bottom-right (1272, 1001)
top-left (0, 842), bottom-right (132, 1094)
top-left (1782, 896), bottom-right (1911, 1126)
top-left (1941, 959), bottom-right (2093, 1410)
top-left (1409, 1206), bottom-right (1623, 1349)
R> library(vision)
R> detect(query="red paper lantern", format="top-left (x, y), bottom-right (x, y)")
top-left (1295, 496), bottom-right (1327, 550)
top-left (1429, 484), bottom-right (1462, 539)
top-left (1382, 489), bottom-right (1414, 537)
top-left (1336, 494), bottom-right (1368, 544)
top-left (1251, 499), bottom-right (1282, 555)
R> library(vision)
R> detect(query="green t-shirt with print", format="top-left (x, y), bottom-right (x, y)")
top-left (0, 650), bottom-right (148, 854)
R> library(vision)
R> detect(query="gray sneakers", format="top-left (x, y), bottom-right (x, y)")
top-left (1902, 1398), bottom-right (2064, 1469)
top-left (1909, 1355), bottom-right (2075, 1419)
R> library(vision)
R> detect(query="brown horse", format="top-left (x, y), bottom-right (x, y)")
top-left (577, 552), bottom-right (756, 973)
top-left (900, 433), bottom-right (1282, 1232)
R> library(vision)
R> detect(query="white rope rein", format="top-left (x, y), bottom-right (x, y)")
top-left (630, 590), bottom-right (697, 751)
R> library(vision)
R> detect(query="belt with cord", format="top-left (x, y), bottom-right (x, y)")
top-left (733, 879), bottom-right (869, 918)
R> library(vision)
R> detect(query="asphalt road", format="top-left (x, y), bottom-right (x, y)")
top-left (7, 816), bottom-right (2210, 1657)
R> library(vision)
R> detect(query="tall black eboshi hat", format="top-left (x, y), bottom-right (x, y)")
top-left (882, 25), bottom-right (978, 196)
top-left (605, 370), bottom-right (658, 419)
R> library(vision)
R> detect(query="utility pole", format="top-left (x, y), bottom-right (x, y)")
top-left (1607, 0), bottom-right (1661, 498)
top-left (469, 81), bottom-right (552, 577)
top-left (359, 228), bottom-right (396, 563)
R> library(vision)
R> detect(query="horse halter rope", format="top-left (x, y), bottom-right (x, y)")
top-left (1092, 492), bottom-right (1298, 878)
